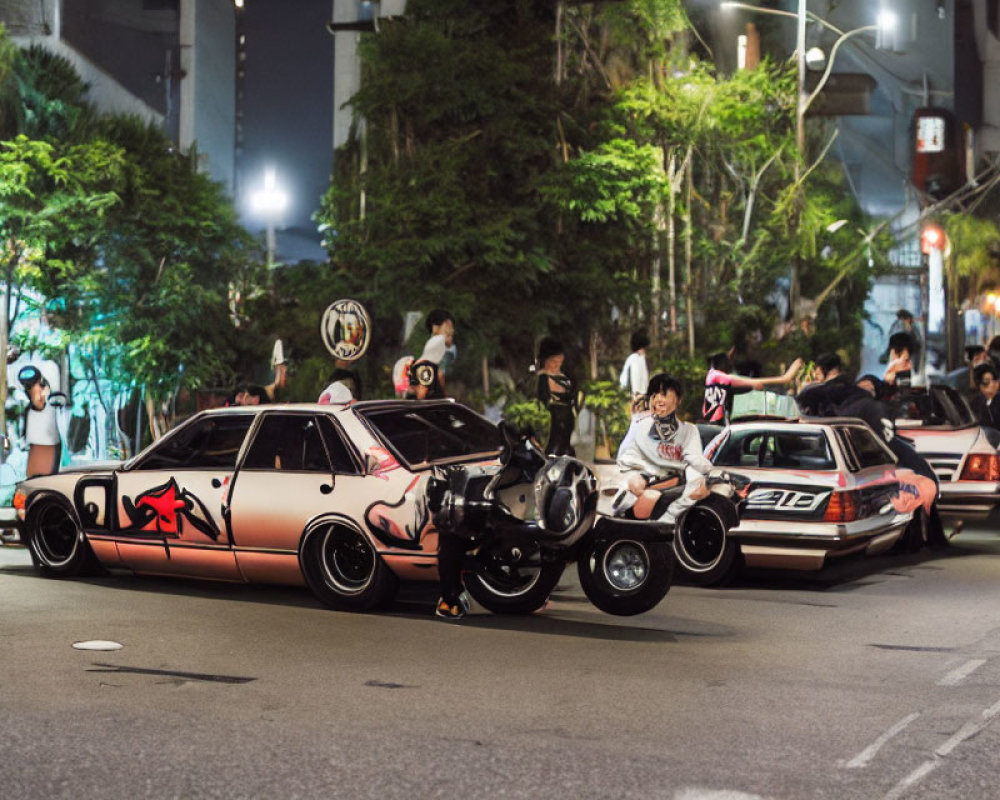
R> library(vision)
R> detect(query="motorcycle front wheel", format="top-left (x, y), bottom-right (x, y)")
top-left (577, 537), bottom-right (673, 616)
top-left (464, 543), bottom-right (564, 615)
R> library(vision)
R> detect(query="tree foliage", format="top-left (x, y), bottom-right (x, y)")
top-left (317, 0), bottom-right (882, 396)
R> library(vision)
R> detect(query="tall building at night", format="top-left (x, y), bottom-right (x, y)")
top-left (0, 0), bottom-right (238, 193)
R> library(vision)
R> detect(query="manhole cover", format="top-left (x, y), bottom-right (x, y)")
top-left (72, 640), bottom-right (123, 651)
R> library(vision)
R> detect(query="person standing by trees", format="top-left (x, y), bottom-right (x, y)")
top-left (619, 330), bottom-right (650, 410)
top-left (536, 337), bottom-right (576, 456)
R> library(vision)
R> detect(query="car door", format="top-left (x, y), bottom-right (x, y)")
top-left (113, 413), bottom-right (254, 579)
top-left (226, 412), bottom-right (377, 581)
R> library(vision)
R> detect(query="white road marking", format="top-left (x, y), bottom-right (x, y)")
top-left (845, 712), bottom-right (921, 768)
top-left (937, 658), bottom-right (987, 686)
top-left (880, 697), bottom-right (1000, 799)
top-left (72, 640), bottom-right (123, 651)
top-left (935, 696), bottom-right (1000, 756)
top-left (881, 760), bottom-right (939, 800)
top-left (674, 790), bottom-right (769, 800)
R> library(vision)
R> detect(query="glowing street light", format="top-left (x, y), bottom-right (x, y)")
top-left (250, 167), bottom-right (289, 268)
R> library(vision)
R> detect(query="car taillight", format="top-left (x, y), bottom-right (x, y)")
top-left (824, 490), bottom-right (858, 522)
top-left (960, 453), bottom-right (1000, 482)
top-left (12, 490), bottom-right (25, 510)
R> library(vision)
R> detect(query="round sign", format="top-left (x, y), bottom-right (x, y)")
top-left (320, 299), bottom-right (372, 362)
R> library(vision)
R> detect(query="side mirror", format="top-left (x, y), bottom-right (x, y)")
top-left (364, 454), bottom-right (380, 475)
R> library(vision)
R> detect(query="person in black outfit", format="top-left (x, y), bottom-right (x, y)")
top-left (970, 362), bottom-right (1000, 430)
top-left (536, 337), bottom-right (576, 456)
top-left (798, 353), bottom-right (948, 547)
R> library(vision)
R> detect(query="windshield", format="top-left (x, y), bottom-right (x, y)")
top-left (357, 403), bottom-right (502, 468)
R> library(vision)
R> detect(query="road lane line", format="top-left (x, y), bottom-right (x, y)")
top-left (845, 712), bottom-right (921, 769)
top-left (937, 658), bottom-right (987, 686)
top-left (881, 760), bottom-right (939, 800)
top-left (880, 697), bottom-right (1000, 799)
top-left (935, 696), bottom-right (1000, 756)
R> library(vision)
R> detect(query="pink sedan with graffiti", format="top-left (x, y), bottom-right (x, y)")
top-left (14, 401), bottom-right (502, 611)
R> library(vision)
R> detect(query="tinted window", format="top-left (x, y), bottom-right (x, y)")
top-left (137, 415), bottom-right (253, 470)
top-left (843, 426), bottom-right (894, 470)
top-left (713, 429), bottom-right (767, 468)
top-left (358, 404), bottom-right (502, 467)
top-left (243, 414), bottom-right (331, 472)
top-left (715, 429), bottom-right (835, 470)
top-left (317, 416), bottom-right (361, 474)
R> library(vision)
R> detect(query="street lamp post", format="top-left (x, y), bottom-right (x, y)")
top-left (249, 167), bottom-right (289, 268)
top-left (720, 1), bottom-right (893, 317)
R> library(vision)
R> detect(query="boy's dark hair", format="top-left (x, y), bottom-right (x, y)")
top-left (988, 335), bottom-right (1000, 354)
top-left (966, 344), bottom-right (986, 362)
top-left (537, 336), bottom-right (564, 364)
top-left (856, 373), bottom-right (885, 399)
top-left (707, 352), bottom-right (733, 373)
top-left (974, 362), bottom-right (998, 386)
top-left (425, 308), bottom-right (453, 334)
top-left (815, 352), bottom-right (842, 374)
top-left (888, 331), bottom-right (918, 357)
top-left (647, 373), bottom-right (683, 398)
top-left (629, 330), bottom-right (650, 353)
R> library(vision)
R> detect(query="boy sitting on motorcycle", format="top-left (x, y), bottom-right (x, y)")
top-left (613, 373), bottom-right (712, 526)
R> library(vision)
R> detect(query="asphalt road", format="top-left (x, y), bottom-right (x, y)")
top-left (3, 524), bottom-right (1000, 800)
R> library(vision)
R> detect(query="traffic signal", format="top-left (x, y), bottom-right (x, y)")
top-left (921, 224), bottom-right (946, 254)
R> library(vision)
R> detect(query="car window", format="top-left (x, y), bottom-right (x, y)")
top-left (136, 415), bottom-right (254, 470)
top-left (768, 432), bottom-right (835, 470)
top-left (358, 404), bottom-right (502, 467)
top-left (317, 415), bottom-right (362, 474)
top-left (930, 385), bottom-right (975, 426)
top-left (242, 414), bottom-right (331, 472)
top-left (712, 429), bottom-right (767, 468)
top-left (842, 425), bottom-right (894, 470)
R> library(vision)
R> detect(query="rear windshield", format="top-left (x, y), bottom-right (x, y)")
top-left (357, 404), bottom-right (502, 468)
top-left (714, 429), bottom-right (835, 471)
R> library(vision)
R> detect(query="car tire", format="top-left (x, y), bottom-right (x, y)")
top-left (300, 522), bottom-right (397, 612)
top-left (577, 538), bottom-right (672, 616)
top-left (464, 543), bottom-right (564, 614)
top-left (673, 494), bottom-right (741, 586)
top-left (25, 497), bottom-right (101, 577)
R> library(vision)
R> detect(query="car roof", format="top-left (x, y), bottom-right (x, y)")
top-left (727, 416), bottom-right (871, 431)
top-left (192, 399), bottom-right (458, 417)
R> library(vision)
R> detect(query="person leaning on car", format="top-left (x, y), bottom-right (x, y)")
top-left (970, 362), bottom-right (1000, 431)
top-left (799, 353), bottom-right (948, 546)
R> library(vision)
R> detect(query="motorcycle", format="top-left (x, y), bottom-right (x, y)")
top-left (427, 424), bottom-right (675, 616)
top-left (610, 467), bottom-right (751, 586)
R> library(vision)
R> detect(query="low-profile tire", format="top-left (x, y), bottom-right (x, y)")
top-left (464, 543), bottom-right (564, 615)
top-left (300, 523), bottom-right (397, 612)
top-left (673, 495), bottom-right (741, 586)
top-left (26, 497), bottom-right (101, 577)
top-left (577, 538), bottom-right (672, 616)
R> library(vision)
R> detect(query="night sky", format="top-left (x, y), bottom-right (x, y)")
top-left (242, 1), bottom-right (334, 263)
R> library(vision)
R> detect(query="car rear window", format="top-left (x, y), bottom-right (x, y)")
top-left (714, 429), bottom-right (835, 470)
top-left (840, 425), bottom-right (895, 470)
top-left (358, 404), bottom-right (502, 467)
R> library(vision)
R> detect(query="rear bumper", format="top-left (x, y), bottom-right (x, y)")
top-left (937, 482), bottom-right (1000, 521)
top-left (731, 513), bottom-right (912, 570)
